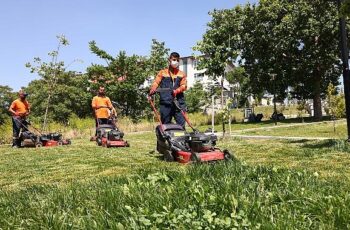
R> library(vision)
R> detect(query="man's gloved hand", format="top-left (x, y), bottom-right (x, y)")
top-left (149, 87), bottom-right (157, 96)
top-left (172, 89), bottom-right (181, 97)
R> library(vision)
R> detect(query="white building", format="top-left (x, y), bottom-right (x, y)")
top-left (143, 55), bottom-right (234, 91)
top-left (179, 56), bottom-right (233, 90)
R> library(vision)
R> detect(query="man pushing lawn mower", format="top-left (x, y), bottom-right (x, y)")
top-left (148, 52), bottom-right (233, 163)
top-left (149, 52), bottom-right (187, 128)
top-left (8, 90), bottom-right (71, 148)
top-left (8, 90), bottom-right (31, 148)
top-left (91, 86), bottom-right (129, 147)
top-left (92, 86), bottom-right (116, 132)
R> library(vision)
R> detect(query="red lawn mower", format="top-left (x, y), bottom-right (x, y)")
top-left (148, 89), bottom-right (234, 163)
top-left (95, 123), bottom-right (130, 148)
top-left (94, 108), bottom-right (129, 148)
top-left (16, 118), bottom-right (71, 148)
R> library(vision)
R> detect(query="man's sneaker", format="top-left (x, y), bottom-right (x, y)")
top-left (12, 145), bottom-right (19, 148)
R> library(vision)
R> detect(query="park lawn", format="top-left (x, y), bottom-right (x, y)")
top-left (0, 129), bottom-right (349, 228)
top-left (221, 137), bottom-right (350, 180)
top-left (237, 119), bottom-right (347, 139)
top-left (196, 116), bottom-right (332, 133)
top-left (0, 133), bottom-right (175, 190)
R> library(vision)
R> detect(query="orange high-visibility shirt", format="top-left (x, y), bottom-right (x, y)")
top-left (92, 96), bottom-right (112, 119)
top-left (10, 99), bottom-right (30, 116)
top-left (150, 68), bottom-right (187, 93)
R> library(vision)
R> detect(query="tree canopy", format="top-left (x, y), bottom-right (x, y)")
top-left (196, 0), bottom-right (343, 119)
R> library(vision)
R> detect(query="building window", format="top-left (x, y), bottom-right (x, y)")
top-left (194, 73), bottom-right (204, 81)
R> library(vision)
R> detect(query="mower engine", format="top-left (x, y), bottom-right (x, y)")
top-left (107, 129), bottom-right (124, 141)
top-left (187, 132), bottom-right (217, 152)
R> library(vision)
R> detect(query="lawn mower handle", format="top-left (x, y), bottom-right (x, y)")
top-left (13, 117), bottom-right (43, 135)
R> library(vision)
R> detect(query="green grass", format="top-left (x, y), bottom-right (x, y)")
top-left (238, 119), bottom-right (346, 139)
top-left (1, 124), bottom-right (350, 228)
top-left (0, 159), bottom-right (349, 228)
top-left (222, 137), bottom-right (350, 179)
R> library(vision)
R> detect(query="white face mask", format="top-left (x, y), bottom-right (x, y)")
top-left (170, 60), bottom-right (179, 68)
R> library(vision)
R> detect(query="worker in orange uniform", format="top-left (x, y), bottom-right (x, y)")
top-left (8, 90), bottom-right (31, 148)
top-left (149, 52), bottom-right (187, 127)
top-left (91, 86), bottom-right (114, 134)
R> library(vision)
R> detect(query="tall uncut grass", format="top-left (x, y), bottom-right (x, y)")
top-left (0, 104), bottom-right (310, 144)
top-left (0, 162), bottom-right (348, 229)
top-left (0, 116), bottom-right (155, 144)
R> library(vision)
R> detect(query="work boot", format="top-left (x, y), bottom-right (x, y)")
top-left (12, 138), bottom-right (21, 148)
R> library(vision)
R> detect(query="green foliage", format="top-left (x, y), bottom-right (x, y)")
top-left (87, 45), bottom-right (149, 121)
top-left (341, 0), bottom-right (350, 16)
top-left (87, 40), bottom-right (171, 122)
top-left (185, 82), bottom-right (207, 113)
top-left (0, 118), bottom-right (12, 144)
top-left (0, 85), bottom-right (15, 125)
top-left (194, 7), bottom-right (242, 79)
top-left (325, 83), bottom-right (345, 119)
top-left (196, 0), bottom-right (342, 120)
top-left (146, 39), bottom-right (169, 77)
top-left (26, 72), bottom-right (91, 124)
top-left (89, 40), bottom-right (114, 62)
top-left (25, 35), bottom-right (89, 127)
top-left (226, 67), bottom-right (251, 107)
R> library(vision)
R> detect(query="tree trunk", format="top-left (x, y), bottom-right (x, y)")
top-left (312, 74), bottom-right (322, 120)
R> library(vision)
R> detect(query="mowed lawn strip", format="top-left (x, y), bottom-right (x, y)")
top-left (0, 133), bottom-right (183, 190)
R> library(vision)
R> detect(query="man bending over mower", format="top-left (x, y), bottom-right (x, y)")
top-left (8, 90), bottom-right (31, 148)
top-left (149, 52), bottom-right (187, 128)
top-left (92, 87), bottom-right (115, 132)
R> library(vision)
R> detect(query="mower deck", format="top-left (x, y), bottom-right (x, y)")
top-left (156, 124), bottom-right (233, 164)
top-left (95, 124), bottom-right (129, 148)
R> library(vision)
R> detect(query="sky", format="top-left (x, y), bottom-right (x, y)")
top-left (0, 0), bottom-right (256, 91)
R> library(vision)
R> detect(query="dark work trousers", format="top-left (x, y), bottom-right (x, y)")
top-left (95, 118), bottom-right (109, 136)
top-left (160, 103), bottom-right (185, 128)
top-left (12, 116), bottom-right (28, 147)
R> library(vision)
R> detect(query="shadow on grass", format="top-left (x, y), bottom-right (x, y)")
top-left (232, 115), bottom-right (333, 127)
top-left (301, 139), bottom-right (350, 153)
top-left (286, 139), bottom-right (310, 144)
